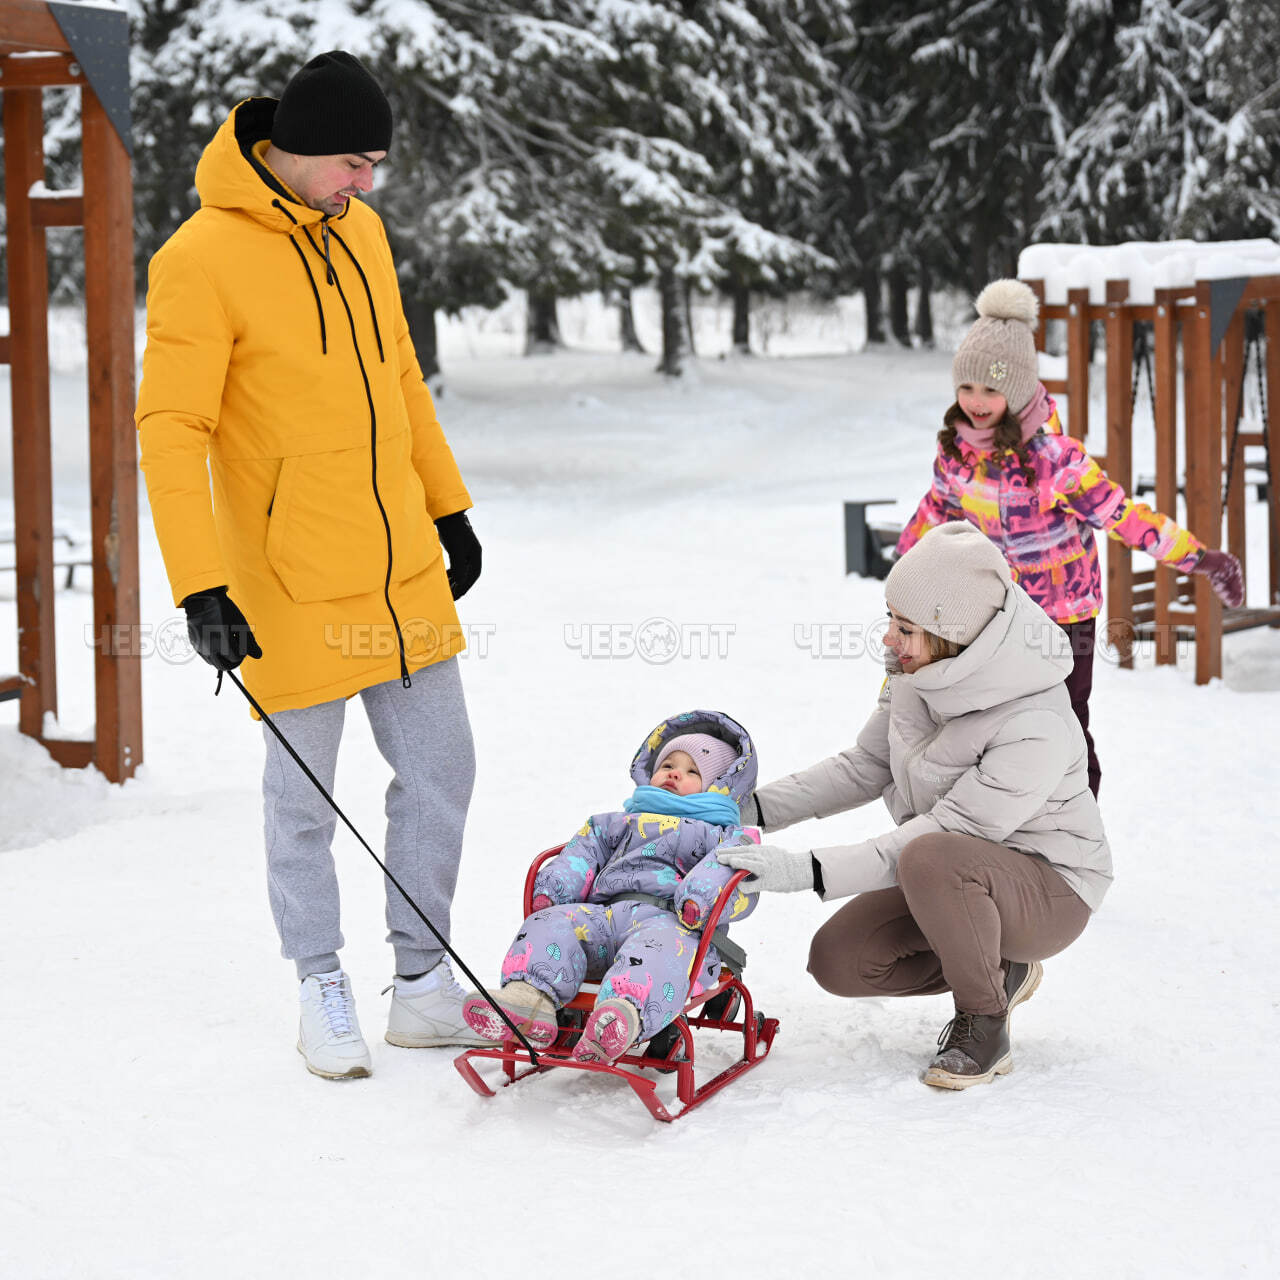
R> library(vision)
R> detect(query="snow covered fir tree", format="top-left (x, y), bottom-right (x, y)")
top-left (119, 0), bottom-right (1280, 376)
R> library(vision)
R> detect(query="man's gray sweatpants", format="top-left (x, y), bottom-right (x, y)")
top-left (262, 658), bottom-right (475, 980)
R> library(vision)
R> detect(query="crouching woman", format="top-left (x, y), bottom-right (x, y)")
top-left (723, 522), bottom-right (1112, 1089)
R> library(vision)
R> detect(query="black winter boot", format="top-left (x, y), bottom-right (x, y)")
top-left (923, 1011), bottom-right (1011, 1089)
top-left (922, 960), bottom-right (1044, 1090)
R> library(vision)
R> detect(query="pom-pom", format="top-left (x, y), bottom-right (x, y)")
top-left (974, 279), bottom-right (1039, 328)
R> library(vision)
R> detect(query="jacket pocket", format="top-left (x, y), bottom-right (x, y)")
top-left (265, 440), bottom-right (436, 603)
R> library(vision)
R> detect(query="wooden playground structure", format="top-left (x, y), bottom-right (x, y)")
top-left (1, 0), bottom-right (141, 780)
top-left (1023, 272), bottom-right (1280, 684)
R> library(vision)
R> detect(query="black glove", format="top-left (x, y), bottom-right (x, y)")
top-left (181, 586), bottom-right (262, 671)
top-left (435, 511), bottom-right (482, 600)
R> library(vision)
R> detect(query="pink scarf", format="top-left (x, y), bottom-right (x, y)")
top-left (955, 382), bottom-right (1053, 453)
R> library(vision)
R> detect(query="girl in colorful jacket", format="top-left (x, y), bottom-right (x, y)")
top-left (895, 279), bottom-right (1244, 795)
top-left (724, 522), bottom-right (1111, 1090)
top-left (462, 710), bottom-right (759, 1064)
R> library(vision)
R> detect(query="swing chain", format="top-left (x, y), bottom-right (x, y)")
top-left (1222, 311), bottom-right (1266, 514)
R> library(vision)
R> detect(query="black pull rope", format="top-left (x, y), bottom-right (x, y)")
top-left (221, 669), bottom-right (540, 1063)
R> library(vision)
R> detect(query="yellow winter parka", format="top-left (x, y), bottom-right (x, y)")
top-left (137, 99), bottom-right (472, 714)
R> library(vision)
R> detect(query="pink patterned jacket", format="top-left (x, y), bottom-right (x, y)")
top-left (896, 403), bottom-right (1205, 625)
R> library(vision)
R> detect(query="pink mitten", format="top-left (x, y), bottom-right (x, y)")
top-left (1196, 549), bottom-right (1244, 609)
top-left (530, 893), bottom-right (553, 912)
top-left (680, 900), bottom-right (700, 927)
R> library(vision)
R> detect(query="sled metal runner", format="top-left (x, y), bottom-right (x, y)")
top-left (454, 851), bottom-right (779, 1122)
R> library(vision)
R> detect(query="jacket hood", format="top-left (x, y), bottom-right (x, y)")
top-left (907, 582), bottom-right (1072, 719)
top-left (194, 98), bottom-right (348, 234)
top-left (630, 709), bottom-right (758, 805)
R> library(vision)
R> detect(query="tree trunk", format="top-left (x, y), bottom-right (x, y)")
top-left (683, 277), bottom-right (697, 357)
top-left (969, 229), bottom-right (990, 299)
top-left (656, 260), bottom-right (687, 377)
top-left (731, 276), bottom-right (751, 355)
top-left (888, 265), bottom-right (911, 346)
top-left (524, 288), bottom-right (562, 354)
top-left (618, 285), bottom-right (645, 353)
top-left (914, 264), bottom-right (934, 349)
top-left (403, 289), bottom-right (441, 383)
top-left (861, 265), bottom-right (885, 345)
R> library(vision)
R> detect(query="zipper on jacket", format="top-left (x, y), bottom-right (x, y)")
top-left (304, 223), bottom-right (411, 686)
top-left (321, 223), bottom-right (334, 285)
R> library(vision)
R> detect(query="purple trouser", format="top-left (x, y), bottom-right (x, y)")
top-left (500, 900), bottom-right (721, 1039)
top-left (808, 833), bottom-right (1090, 1016)
top-left (1061, 617), bottom-right (1100, 798)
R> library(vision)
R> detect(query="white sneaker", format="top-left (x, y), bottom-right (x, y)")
top-left (385, 957), bottom-right (491, 1048)
top-left (297, 969), bottom-right (372, 1079)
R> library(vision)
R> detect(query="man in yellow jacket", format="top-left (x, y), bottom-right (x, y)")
top-left (136, 51), bottom-right (487, 1079)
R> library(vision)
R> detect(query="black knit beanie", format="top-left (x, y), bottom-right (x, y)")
top-left (270, 51), bottom-right (392, 156)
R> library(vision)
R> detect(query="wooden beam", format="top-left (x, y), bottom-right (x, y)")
top-left (0, 51), bottom-right (82, 87)
top-left (30, 190), bottom-right (84, 227)
top-left (1266, 301), bottom-right (1280, 610)
top-left (1239, 276), bottom-right (1280, 305)
top-left (0, 2), bottom-right (72, 54)
top-left (1187, 283), bottom-right (1223, 684)
top-left (1152, 289), bottom-right (1179, 665)
top-left (3, 85), bottom-right (58, 737)
top-left (1104, 280), bottom-right (1134, 669)
top-left (38, 736), bottom-right (95, 770)
top-left (0, 333), bottom-right (9, 364)
top-left (82, 88), bottom-right (143, 782)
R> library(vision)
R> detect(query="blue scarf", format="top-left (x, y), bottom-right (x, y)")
top-left (622, 786), bottom-right (741, 827)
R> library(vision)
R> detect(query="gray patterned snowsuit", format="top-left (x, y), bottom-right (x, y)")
top-left (497, 710), bottom-right (759, 1039)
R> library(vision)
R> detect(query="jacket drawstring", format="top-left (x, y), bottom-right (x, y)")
top-left (273, 199), bottom-right (328, 355)
top-left (285, 238), bottom-right (327, 355)
top-left (322, 222), bottom-right (334, 286)
top-left (329, 228), bottom-right (386, 363)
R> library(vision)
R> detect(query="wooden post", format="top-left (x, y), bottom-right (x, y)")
top-left (1187, 283), bottom-right (1223, 684)
top-left (81, 89), bottom-right (143, 781)
top-left (1065, 287), bottom-right (1091, 444)
top-left (1267, 301), bottom-right (1280, 609)
top-left (3, 82), bottom-right (57, 738)
top-left (1152, 289), bottom-right (1179, 665)
top-left (1104, 281), bottom-right (1134, 668)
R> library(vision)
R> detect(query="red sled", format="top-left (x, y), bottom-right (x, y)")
top-left (454, 845), bottom-right (779, 1122)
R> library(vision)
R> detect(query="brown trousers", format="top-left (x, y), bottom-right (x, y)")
top-left (808, 833), bottom-right (1091, 1016)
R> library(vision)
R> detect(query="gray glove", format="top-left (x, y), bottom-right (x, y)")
top-left (718, 843), bottom-right (813, 894)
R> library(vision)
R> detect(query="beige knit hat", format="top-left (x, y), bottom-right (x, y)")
top-left (885, 522), bottom-right (1011, 646)
top-left (951, 279), bottom-right (1041, 414)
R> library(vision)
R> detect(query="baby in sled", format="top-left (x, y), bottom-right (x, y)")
top-left (463, 709), bottom-right (760, 1064)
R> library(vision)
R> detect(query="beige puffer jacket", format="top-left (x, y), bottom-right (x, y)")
top-left (756, 583), bottom-right (1113, 908)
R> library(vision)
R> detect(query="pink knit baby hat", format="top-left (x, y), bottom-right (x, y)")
top-left (653, 734), bottom-right (737, 789)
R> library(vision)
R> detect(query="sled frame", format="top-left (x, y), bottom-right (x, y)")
top-left (454, 848), bottom-right (779, 1122)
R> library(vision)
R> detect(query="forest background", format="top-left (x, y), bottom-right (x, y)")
top-left (5, 0), bottom-right (1280, 377)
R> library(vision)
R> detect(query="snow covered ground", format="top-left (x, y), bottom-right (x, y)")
top-left (2, 301), bottom-right (1278, 1278)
